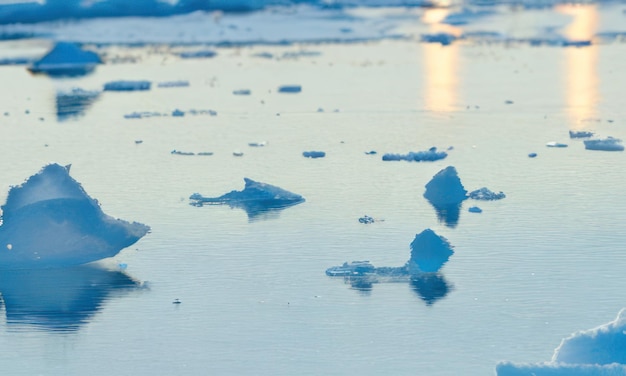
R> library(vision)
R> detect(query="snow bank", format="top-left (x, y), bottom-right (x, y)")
top-left (0, 164), bottom-right (149, 269)
top-left (189, 178), bottom-right (305, 220)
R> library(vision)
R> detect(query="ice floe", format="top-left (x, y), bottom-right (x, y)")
top-left (424, 166), bottom-right (467, 228)
top-left (189, 178), bottom-right (305, 220)
top-left (28, 42), bottom-right (100, 77)
top-left (496, 309), bottom-right (626, 375)
top-left (104, 80), bottom-right (151, 91)
top-left (584, 138), bottom-right (624, 152)
top-left (303, 151), bottom-right (326, 158)
top-left (278, 85), bottom-right (302, 93)
top-left (382, 147), bottom-right (448, 162)
top-left (0, 164), bottom-right (149, 269)
top-left (469, 187), bottom-right (506, 201)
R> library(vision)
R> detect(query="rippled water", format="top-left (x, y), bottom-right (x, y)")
top-left (0, 29), bottom-right (625, 375)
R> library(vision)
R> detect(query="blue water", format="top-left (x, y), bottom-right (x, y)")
top-left (0, 3), bottom-right (626, 375)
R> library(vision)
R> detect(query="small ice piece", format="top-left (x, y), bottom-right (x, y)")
top-left (172, 109), bottom-right (185, 117)
top-left (469, 187), bottom-right (506, 200)
top-left (197, 152), bottom-right (213, 156)
top-left (171, 150), bottom-right (194, 156)
top-left (421, 33), bottom-right (457, 46)
top-left (569, 130), bottom-right (594, 138)
top-left (178, 50), bottom-right (217, 59)
top-left (124, 112), bottom-right (143, 119)
top-left (325, 261), bottom-right (375, 277)
top-left (248, 141), bottom-right (267, 147)
top-left (584, 138), bottom-right (624, 151)
top-left (468, 206), bottom-right (482, 213)
top-left (365, 150), bottom-right (377, 155)
top-left (382, 147), bottom-right (447, 162)
top-left (423, 166), bottom-right (467, 228)
top-left (278, 85), bottom-right (302, 93)
top-left (104, 80), bottom-right (151, 92)
top-left (303, 151), bottom-right (325, 158)
top-left (358, 215), bottom-right (375, 224)
top-left (189, 178), bottom-right (305, 220)
top-left (528, 152), bottom-right (537, 158)
top-left (233, 151), bottom-right (244, 157)
top-left (157, 80), bottom-right (189, 88)
top-left (0, 164), bottom-right (149, 269)
top-left (233, 89), bottom-right (251, 95)
top-left (546, 141), bottom-right (568, 148)
top-left (407, 229), bottom-right (454, 274)
top-left (28, 42), bottom-right (101, 77)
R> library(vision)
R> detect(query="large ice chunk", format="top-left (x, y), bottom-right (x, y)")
top-left (408, 229), bottom-right (454, 273)
top-left (496, 309), bottom-right (626, 375)
top-left (469, 187), bottom-right (506, 200)
top-left (0, 164), bottom-right (149, 269)
top-left (28, 42), bottom-right (100, 77)
top-left (424, 166), bottom-right (467, 227)
top-left (584, 138), bottom-right (624, 152)
top-left (190, 178), bottom-right (305, 220)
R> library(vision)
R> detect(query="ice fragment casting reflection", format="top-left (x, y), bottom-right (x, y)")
top-left (190, 178), bottom-right (305, 220)
top-left (0, 164), bottom-right (150, 269)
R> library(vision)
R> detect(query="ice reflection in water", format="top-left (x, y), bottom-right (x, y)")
top-left (0, 265), bottom-right (142, 332)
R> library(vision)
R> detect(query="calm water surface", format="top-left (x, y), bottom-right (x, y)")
top-left (0, 36), bottom-right (625, 375)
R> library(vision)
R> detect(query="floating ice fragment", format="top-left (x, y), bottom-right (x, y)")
top-left (469, 187), bottom-right (506, 200)
top-left (546, 141), bottom-right (568, 148)
top-left (528, 152), bottom-right (537, 158)
top-left (28, 42), bottom-right (101, 77)
top-left (104, 80), bottom-right (151, 91)
top-left (172, 109), bottom-right (185, 117)
top-left (303, 151), bottom-right (325, 158)
top-left (468, 206), bottom-right (482, 213)
top-left (178, 50), bottom-right (217, 59)
top-left (0, 164), bottom-right (149, 269)
top-left (569, 130), bottom-right (594, 138)
top-left (233, 150), bottom-right (244, 157)
top-left (278, 85), bottom-right (302, 93)
top-left (584, 138), bottom-right (624, 151)
top-left (171, 150), bottom-right (195, 156)
top-left (382, 147), bottom-right (447, 162)
top-left (233, 89), bottom-right (251, 95)
top-left (408, 229), bottom-right (454, 273)
top-left (496, 309), bottom-right (626, 375)
top-left (423, 166), bottom-right (467, 228)
top-left (421, 33), bottom-right (457, 46)
top-left (157, 80), bottom-right (189, 88)
top-left (358, 215), bottom-right (375, 224)
top-left (248, 141), bottom-right (267, 147)
top-left (189, 178), bottom-right (305, 220)
top-left (365, 150), bottom-right (377, 155)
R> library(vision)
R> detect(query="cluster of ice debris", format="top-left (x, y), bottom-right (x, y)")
top-left (382, 147), bottom-right (448, 162)
top-left (497, 309), bottom-right (626, 375)
top-left (124, 109), bottom-right (217, 119)
top-left (0, 164), bottom-right (149, 269)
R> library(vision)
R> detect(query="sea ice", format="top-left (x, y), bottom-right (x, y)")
top-left (569, 130), bottom-right (594, 138)
top-left (407, 229), bottom-right (454, 273)
top-left (584, 138), bottom-right (624, 152)
top-left (172, 109), bottom-right (185, 117)
top-left (189, 178), bottom-right (305, 220)
top-left (423, 166), bottom-right (467, 227)
top-left (496, 309), bottom-right (626, 375)
top-left (546, 141), bottom-right (568, 148)
top-left (303, 151), bottom-right (325, 158)
top-left (382, 147), bottom-right (447, 162)
top-left (177, 50), bottom-right (217, 59)
top-left (0, 164), bottom-right (149, 269)
top-left (469, 187), bottom-right (506, 200)
top-left (28, 42), bottom-right (100, 77)
top-left (104, 80), bottom-right (151, 91)
top-left (278, 85), bottom-right (302, 93)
